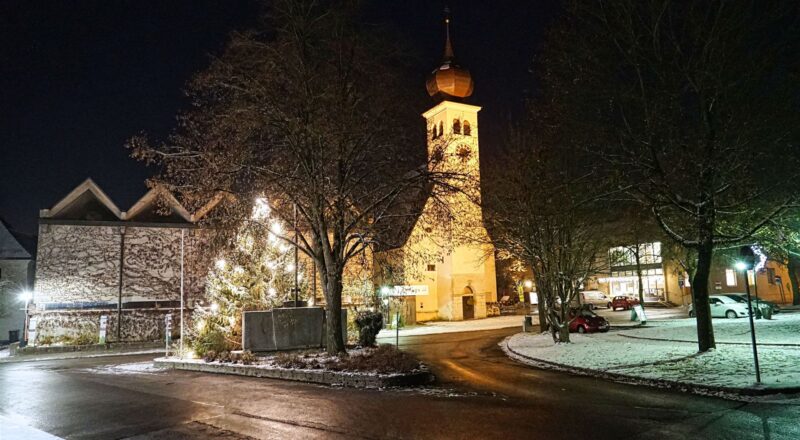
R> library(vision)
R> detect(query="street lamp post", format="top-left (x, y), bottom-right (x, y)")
top-left (736, 245), bottom-right (761, 384)
top-left (18, 290), bottom-right (32, 346)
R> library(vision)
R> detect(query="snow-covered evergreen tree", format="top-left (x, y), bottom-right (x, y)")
top-left (192, 198), bottom-right (309, 353)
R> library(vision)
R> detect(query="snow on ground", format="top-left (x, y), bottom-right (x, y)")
top-left (83, 361), bottom-right (165, 375)
top-left (377, 314), bottom-right (522, 338)
top-left (0, 347), bottom-right (9, 359)
top-left (618, 312), bottom-right (800, 345)
top-left (506, 312), bottom-right (800, 390)
top-left (0, 414), bottom-right (63, 439)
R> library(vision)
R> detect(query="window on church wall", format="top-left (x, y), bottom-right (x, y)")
top-left (438, 121), bottom-right (444, 138)
top-left (463, 120), bottom-right (471, 136)
top-left (453, 119), bottom-right (461, 134)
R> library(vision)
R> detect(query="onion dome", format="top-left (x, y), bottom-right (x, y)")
top-left (425, 13), bottom-right (474, 100)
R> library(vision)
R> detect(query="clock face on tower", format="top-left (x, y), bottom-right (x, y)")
top-left (456, 144), bottom-right (472, 163)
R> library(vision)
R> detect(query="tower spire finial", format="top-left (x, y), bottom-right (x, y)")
top-left (443, 6), bottom-right (454, 60)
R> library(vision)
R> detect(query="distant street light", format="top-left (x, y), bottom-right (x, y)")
top-left (736, 245), bottom-right (761, 384)
top-left (524, 280), bottom-right (533, 289)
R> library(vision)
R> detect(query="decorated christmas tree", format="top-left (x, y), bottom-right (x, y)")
top-left (192, 198), bottom-right (309, 355)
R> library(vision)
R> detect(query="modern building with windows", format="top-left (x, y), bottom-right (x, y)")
top-left (591, 239), bottom-right (795, 307)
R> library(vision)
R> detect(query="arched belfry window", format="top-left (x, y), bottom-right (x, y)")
top-left (438, 121), bottom-right (444, 138)
top-left (431, 124), bottom-right (437, 140)
top-left (463, 120), bottom-right (471, 136)
top-left (453, 119), bottom-right (461, 134)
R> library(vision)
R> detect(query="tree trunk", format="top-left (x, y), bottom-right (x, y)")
top-left (788, 254), bottom-right (800, 306)
top-left (536, 297), bottom-right (548, 332)
top-left (323, 271), bottom-right (346, 354)
top-left (692, 242), bottom-right (716, 352)
top-left (634, 246), bottom-right (645, 306)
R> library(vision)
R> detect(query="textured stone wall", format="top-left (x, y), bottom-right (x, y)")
top-left (33, 223), bottom-right (211, 342)
top-left (35, 224), bottom-right (121, 304)
top-left (35, 224), bottom-right (209, 306)
top-left (123, 227), bottom-right (208, 303)
top-left (32, 309), bottom-right (185, 343)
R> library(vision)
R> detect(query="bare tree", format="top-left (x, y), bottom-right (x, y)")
top-left (129, 0), bottom-right (463, 354)
top-left (485, 126), bottom-right (609, 343)
top-left (537, 1), bottom-right (800, 351)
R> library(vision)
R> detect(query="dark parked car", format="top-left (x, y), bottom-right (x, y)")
top-left (611, 295), bottom-right (640, 311)
top-left (569, 308), bottom-right (610, 333)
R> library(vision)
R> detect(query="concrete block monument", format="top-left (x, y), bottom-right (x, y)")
top-left (242, 307), bottom-right (347, 352)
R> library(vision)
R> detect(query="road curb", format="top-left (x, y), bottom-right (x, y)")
top-left (501, 335), bottom-right (800, 400)
top-left (154, 357), bottom-right (435, 389)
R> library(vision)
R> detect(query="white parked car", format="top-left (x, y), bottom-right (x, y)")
top-left (578, 290), bottom-right (612, 310)
top-left (688, 295), bottom-right (750, 319)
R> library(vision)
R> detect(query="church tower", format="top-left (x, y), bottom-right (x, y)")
top-left (401, 11), bottom-right (497, 322)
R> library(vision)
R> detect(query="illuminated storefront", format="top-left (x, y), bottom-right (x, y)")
top-left (600, 242), bottom-right (667, 303)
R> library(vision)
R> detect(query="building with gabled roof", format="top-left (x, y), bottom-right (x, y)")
top-left (29, 179), bottom-right (223, 344)
top-left (0, 220), bottom-right (36, 344)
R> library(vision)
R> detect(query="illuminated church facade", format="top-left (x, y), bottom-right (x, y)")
top-left (388, 15), bottom-right (498, 322)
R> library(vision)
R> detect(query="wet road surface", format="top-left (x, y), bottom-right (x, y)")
top-left (1, 327), bottom-right (799, 439)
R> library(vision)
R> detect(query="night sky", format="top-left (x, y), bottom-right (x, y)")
top-left (0, 0), bottom-right (559, 235)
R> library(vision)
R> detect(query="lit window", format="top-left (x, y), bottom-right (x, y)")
top-left (463, 120), bottom-right (471, 136)
top-left (725, 269), bottom-right (737, 286)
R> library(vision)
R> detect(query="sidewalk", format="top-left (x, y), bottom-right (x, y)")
top-left (503, 313), bottom-right (800, 398)
top-left (0, 414), bottom-right (62, 439)
top-left (0, 347), bottom-right (164, 364)
top-left (377, 315), bottom-right (523, 338)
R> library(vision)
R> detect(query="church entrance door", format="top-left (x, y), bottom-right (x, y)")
top-left (462, 287), bottom-right (475, 320)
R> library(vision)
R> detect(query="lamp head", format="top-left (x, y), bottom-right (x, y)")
top-left (738, 246), bottom-right (755, 270)
top-left (18, 290), bottom-right (33, 302)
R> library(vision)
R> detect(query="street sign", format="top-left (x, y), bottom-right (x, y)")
top-left (632, 304), bottom-right (647, 323)
top-left (165, 313), bottom-right (173, 355)
top-left (386, 285), bottom-right (429, 296)
top-left (27, 317), bottom-right (38, 346)
top-left (99, 315), bottom-right (108, 344)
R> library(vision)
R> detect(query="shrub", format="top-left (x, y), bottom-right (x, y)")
top-left (354, 311), bottom-right (384, 347)
top-left (73, 333), bottom-right (97, 346)
top-left (203, 350), bottom-right (218, 362)
top-left (217, 350), bottom-right (232, 363)
top-left (37, 335), bottom-right (55, 346)
top-left (333, 344), bottom-right (420, 374)
top-left (274, 352), bottom-right (309, 369)
top-left (192, 329), bottom-right (231, 359)
top-left (240, 350), bottom-right (257, 365)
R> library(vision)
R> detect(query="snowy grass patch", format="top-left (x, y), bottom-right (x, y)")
top-left (505, 314), bottom-right (800, 393)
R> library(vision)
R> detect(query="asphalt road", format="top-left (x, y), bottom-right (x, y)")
top-left (1, 327), bottom-right (799, 439)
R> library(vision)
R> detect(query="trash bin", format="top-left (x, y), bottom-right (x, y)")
top-left (523, 315), bottom-right (534, 332)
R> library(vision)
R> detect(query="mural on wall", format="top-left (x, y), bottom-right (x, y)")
top-left (122, 227), bottom-right (209, 304)
top-left (35, 225), bottom-right (121, 305)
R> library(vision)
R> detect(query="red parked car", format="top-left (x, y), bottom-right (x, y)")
top-left (568, 308), bottom-right (610, 333)
top-left (611, 295), bottom-right (640, 311)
